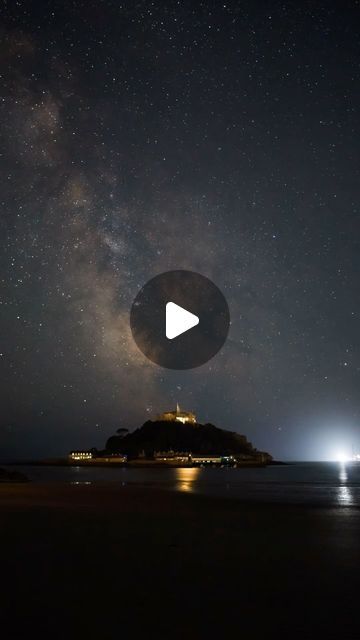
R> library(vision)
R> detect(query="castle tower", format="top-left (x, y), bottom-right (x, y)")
top-left (156, 403), bottom-right (197, 425)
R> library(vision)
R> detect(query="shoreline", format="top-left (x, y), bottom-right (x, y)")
top-left (2, 458), bottom-right (277, 469)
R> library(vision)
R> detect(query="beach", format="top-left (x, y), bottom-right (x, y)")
top-left (0, 483), bottom-right (359, 639)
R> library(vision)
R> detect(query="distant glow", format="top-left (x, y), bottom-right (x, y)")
top-left (334, 451), bottom-right (350, 463)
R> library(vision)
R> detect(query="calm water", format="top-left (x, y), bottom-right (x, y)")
top-left (5, 461), bottom-right (360, 507)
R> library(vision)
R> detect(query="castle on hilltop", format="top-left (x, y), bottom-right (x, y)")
top-left (156, 403), bottom-right (197, 425)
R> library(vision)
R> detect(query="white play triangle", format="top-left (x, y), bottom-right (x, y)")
top-left (166, 302), bottom-right (199, 340)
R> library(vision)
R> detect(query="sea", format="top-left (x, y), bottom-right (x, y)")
top-left (4, 461), bottom-right (360, 507)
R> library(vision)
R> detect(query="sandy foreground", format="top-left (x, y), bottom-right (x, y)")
top-left (0, 483), bottom-right (359, 639)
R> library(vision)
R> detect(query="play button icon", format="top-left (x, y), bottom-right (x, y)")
top-left (130, 270), bottom-right (230, 369)
top-left (166, 302), bottom-right (199, 340)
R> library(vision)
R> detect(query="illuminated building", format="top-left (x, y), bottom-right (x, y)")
top-left (191, 455), bottom-right (236, 466)
top-left (153, 452), bottom-right (236, 466)
top-left (154, 450), bottom-right (191, 463)
top-left (69, 451), bottom-right (127, 463)
top-left (69, 451), bottom-right (93, 461)
top-left (156, 403), bottom-right (196, 425)
top-left (96, 454), bottom-right (127, 463)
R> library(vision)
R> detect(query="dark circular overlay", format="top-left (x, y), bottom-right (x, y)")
top-left (130, 270), bottom-right (230, 369)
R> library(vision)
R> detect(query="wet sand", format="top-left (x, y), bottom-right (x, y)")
top-left (0, 483), bottom-right (359, 639)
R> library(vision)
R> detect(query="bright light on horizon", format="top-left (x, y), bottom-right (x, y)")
top-left (334, 451), bottom-right (350, 463)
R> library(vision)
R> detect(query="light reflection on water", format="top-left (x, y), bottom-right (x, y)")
top-left (175, 467), bottom-right (201, 493)
top-left (337, 485), bottom-right (353, 505)
top-left (339, 462), bottom-right (348, 484)
top-left (5, 462), bottom-right (360, 506)
top-left (337, 462), bottom-right (353, 506)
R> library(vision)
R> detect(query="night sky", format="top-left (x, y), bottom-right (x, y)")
top-left (1, 1), bottom-right (360, 460)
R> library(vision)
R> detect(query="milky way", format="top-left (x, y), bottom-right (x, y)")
top-left (1, 1), bottom-right (359, 459)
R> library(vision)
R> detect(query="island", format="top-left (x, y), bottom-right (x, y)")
top-left (69, 404), bottom-right (272, 468)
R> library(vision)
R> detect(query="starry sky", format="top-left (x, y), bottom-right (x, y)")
top-left (1, 1), bottom-right (360, 460)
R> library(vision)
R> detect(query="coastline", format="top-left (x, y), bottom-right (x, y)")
top-left (0, 483), bottom-right (358, 638)
top-left (3, 458), bottom-right (272, 469)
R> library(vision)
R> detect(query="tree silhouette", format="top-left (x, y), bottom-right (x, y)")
top-left (116, 428), bottom-right (129, 437)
